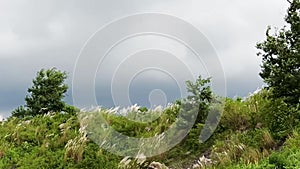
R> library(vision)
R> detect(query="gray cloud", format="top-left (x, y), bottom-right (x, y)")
top-left (0, 0), bottom-right (289, 118)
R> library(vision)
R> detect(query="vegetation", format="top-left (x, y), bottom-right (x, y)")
top-left (12, 68), bottom-right (77, 118)
top-left (1, 89), bottom-right (300, 168)
top-left (185, 76), bottom-right (212, 125)
top-left (0, 0), bottom-right (299, 168)
top-left (0, 112), bottom-right (120, 169)
top-left (256, 0), bottom-right (300, 140)
top-left (257, 0), bottom-right (300, 106)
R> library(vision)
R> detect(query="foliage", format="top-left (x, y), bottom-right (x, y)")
top-left (185, 76), bottom-right (213, 124)
top-left (0, 112), bottom-right (120, 169)
top-left (257, 0), bottom-right (300, 106)
top-left (4, 5), bottom-right (300, 163)
top-left (227, 131), bottom-right (300, 169)
top-left (12, 68), bottom-right (70, 118)
top-left (256, 0), bottom-right (300, 141)
top-left (261, 97), bottom-right (300, 139)
top-left (26, 68), bottom-right (68, 115)
top-left (11, 106), bottom-right (29, 118)
top-left (219, 98), bottom-right (251, 132)
top-left (210, 129), bottom-right (274, 167)
top-left (2, 88), bottom-right (300, 168)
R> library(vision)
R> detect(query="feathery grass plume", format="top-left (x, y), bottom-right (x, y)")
top-left (118, 154), bottom-right (150, 169)
top-left (64, 122), bottom-right (88, 163)
top-left (241, 147), bottom-right (261, 164)
top-left (192, 155), bottom-right (214, 168)
top-left (148, 161), bottom-right (169, 169)
top-left (261, 129), bottom-right (276, 150)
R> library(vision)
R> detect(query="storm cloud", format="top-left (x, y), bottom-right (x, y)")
top-left (0, 0), bottom-right (289, 118)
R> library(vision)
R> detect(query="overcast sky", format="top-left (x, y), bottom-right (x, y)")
top-left (0, 0), bottom-right (290, 118)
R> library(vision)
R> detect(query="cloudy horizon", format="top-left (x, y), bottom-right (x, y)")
top-left (0, 0), bottom-right (290, 118)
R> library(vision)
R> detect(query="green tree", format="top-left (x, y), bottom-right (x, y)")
top-left (176, 76), bottom-right (213, 146)
top-left (12, 68), bottom-right (68, 117)
top-left (26, 68), bottom-right (68, 115)
top-left (185, 76), bottom-right (213, 124)
top-left (257, 0), bottom-right (300, 105)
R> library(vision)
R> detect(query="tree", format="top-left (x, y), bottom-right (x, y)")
top-left (177, 76), bottom-right (213, 129)
top-left (257, 0), bottom-right (300, 106)
top-left (12, 68), bottom-right (68, 117)
top-left (26, 68), bottom-right (68, 115)
top-left (185, 76), bottom-right (213, 124)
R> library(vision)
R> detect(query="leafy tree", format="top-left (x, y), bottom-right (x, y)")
top-left (12, 68), bottom-right (68, 117)
top-left (185, 76), bottom-right (213, 124)
top-left (257, 0), bottom-right (300, 105)
top-left (26, 68), bottom-right (68, 115)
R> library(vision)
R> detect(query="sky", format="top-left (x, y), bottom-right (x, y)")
top-left (0, 0), bottom-right (290, 118)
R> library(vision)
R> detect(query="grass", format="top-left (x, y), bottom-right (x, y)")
top-left (0, 90), bottom-right (299, 168)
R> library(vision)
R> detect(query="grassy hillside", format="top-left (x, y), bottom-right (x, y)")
top-left (1, 89), bottom-right (299, 169)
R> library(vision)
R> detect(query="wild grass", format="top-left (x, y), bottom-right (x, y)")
top-left (0, 89), bottom-right (299, 168)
